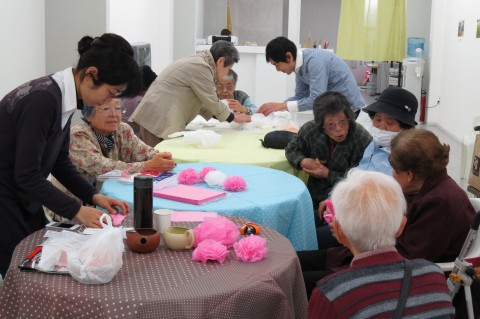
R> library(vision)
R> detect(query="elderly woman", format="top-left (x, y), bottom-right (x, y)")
top-left (216, 69), bottom-right (257, 115)
top-left (389, 129), bottom-right (475, 262)
top-left (299, 130), bottom-right (475, 299)
top-left (357, 86), bottom-right (418, 174)
top-left (308, 170), bottom-right (454, 318)
top-left (316, 87), bottom-right (418, 249)
top-left (285, 92), bottom-right (372, 226)
top-left (48, 98), bottom-right (176, 221)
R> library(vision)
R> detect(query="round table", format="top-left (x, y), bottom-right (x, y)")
top-left (0, 217), bottom-right (308, 319)
top-left (101, 163), bottom-right (317, 252)
top-left (158, 133), bottom-right (303, 176)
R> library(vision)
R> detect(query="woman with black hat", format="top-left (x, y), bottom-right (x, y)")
top-left (357, 86), bottom-right (418, 175)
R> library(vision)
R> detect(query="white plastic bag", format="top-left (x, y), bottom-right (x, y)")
top-left (37, 231), bottom-right (85, 273)
top-left (68, 214), bottom-right (124, 285)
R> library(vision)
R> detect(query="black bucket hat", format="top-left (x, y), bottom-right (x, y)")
top-left (362, 87), bottom-right (418, 126)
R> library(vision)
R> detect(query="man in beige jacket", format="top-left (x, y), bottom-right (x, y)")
top-left (129, 41), bottom-right (251, 147)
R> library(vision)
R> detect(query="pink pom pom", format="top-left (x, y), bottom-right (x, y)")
top-left (177, 168), bottom-right (199, 185)
top-left (198, 167), bottom-right (216, 182)
top-left (193, 217), bottom-right (239, 248)
top-left (192, 239), bottom-right (229, 264)
top-left (223, 176), bottom-right (247, 192)
top-left (234, 235), bottom-right (268, 263)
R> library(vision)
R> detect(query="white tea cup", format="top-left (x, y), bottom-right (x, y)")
top-left (153, 209), bottom-right (172, 234)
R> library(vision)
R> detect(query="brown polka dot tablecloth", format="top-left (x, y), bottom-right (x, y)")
top-left (0, 217), bottom-right (307, 319)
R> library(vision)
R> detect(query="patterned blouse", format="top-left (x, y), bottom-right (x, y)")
top-left (69, 122), bottom-right (159, 181)
top-left (48, 122), bottom-right (159, 220)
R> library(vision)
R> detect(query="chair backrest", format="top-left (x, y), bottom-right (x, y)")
top-left (437, 198), bottom-right (480, 272)
top-left (464, 198), bottom-right (480, 261)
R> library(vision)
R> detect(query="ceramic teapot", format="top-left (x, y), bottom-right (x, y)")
top-left (126, 228), bottom-right (160, 253)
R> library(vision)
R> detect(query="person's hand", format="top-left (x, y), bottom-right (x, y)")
top-left (75, 206), bottom-right (112, 228)
top-left (302, 158), bottom-right (329, 179)
top-left (227, 99), bottom-right (248, 114)
top-left (318, 200), bottom-right (327, 222)
top-left (91, 193), bottom-right (130, 215)
top-left (300, 158), bottom-right (320, 171)
top-left (257, 102), bottom-right (287, 116)
top-left (233, 113), bottom-right (251, 123)
top-left (157, 152), bottom-right (173, 160)
top-left (145, 153), bottom-right (176, 172)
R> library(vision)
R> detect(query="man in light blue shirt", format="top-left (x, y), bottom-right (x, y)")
top-left (258, 36), bottom-right (364, 116)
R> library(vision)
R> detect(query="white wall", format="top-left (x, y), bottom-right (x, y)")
top-left (45, 0), bottom-right (107, 125)
top-left (427, 0), bottom-right (480, 141)
top-left (300, 0), bottom-right (341, 49)
top-left (0, 0), bottom-right (45, 98)
top-left (45, 0), bottom-right (107, 74)
top-left (173, 0), bottom-right (197, 61)
top-left (406, 0), bottom-right (432, 98)
top-left (107, 0), bottom-right (173, 73)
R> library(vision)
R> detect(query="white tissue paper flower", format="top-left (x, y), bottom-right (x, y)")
top-left (204, 170), bottom-right (228, 187)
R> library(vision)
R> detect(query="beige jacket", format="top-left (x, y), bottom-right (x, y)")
top-left (129, 50), bottom-right (232, 139)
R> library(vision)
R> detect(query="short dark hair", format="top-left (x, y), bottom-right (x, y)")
top-left (313, 92), bottom-right (355, 133)
top-left (221, 28), bottom-right (232, 36)
top-left (141, 65), bottom-right (157, 90)
top-left (210, 40), bottom-right (239, 67)
top-left (389, 129), bottom-right (450, 180)
top-left (76, 33), bottom-right (142, 98)
top-left (265, 36), bottom-right (297, 63)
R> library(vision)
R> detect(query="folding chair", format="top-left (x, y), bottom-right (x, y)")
top-left (436, 198), bottom-right (480, 273)
top-left (437, 198), bottom-right (480, 319)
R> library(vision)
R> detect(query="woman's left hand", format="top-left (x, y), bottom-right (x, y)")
top-left (91, 193), bottom-right (130, 215)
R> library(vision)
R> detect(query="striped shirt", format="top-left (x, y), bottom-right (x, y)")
top-left (286, 49), bottom-right (365, 112)
top-left (308, 249), bottom-right (455, 318)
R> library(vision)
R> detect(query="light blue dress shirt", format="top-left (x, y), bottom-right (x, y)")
top-left (357, 140), bottom-right (393, 175)
top-left (286, 49), bottom-right (365, 112)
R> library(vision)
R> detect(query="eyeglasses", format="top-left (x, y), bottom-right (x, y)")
top-left (95, 106), bottom-right (125, 115)
top-left (324, 119), bottom-right (349, 131)
top-left (215, 83), bottom-right (235, 91)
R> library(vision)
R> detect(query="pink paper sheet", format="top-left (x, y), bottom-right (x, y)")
top-left (111, 213), bottom-right (127, 226)
top-left (171, 211), bottom-right (218, 222)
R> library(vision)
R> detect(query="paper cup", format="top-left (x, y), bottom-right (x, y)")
top-left (153, 209), bottom-right (172, 234)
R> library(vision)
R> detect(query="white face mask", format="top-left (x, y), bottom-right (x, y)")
top-left (371, 126), bottom-right (400, 150)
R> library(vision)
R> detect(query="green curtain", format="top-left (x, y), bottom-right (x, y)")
top-left (336, 0), bottom-right (406, 61)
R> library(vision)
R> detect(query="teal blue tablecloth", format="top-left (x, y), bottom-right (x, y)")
top-left (101, 163), bottom-right (318, 251)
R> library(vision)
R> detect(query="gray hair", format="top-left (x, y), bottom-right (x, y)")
top-left (331, 169), bottom-right (406, 253)
top-left (220, 69), bottom-right (238, 83)
top-left (210, 40), bottom-right (239, 67)
top-left (81, 105), bottom-right (95, 121)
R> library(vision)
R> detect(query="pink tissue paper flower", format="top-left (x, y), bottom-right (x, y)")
top-left (323, 199), bottom-right (335, 223)
top-left (192, 239), bottom-right (229, 264)
top-left (198, 167), bottom-right (216, 181)
top-left (177, 168), bottom-right (199, 185)
top-left (193, 217), bottom-right (239, 248)
top-left (234, 235), bottom-right (268, 263)
top-left (223, 176), bottom-right (247, 192)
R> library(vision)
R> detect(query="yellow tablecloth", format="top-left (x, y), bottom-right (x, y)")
top-left (157, 133), bottom-right (301, 176)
